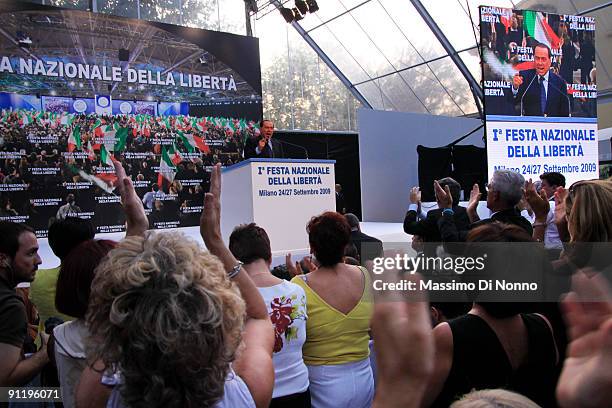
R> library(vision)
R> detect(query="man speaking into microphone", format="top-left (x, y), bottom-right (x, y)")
top-left (243, 119), bottom-right (285, 159)
top-left (512, 43), bottom-right (570, 117)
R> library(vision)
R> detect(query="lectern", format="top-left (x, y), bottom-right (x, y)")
top-left (221, 158), bottom-right (336, 254)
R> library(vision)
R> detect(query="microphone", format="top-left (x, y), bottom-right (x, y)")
top-left (547, 79), bottom-right (572, 118)
top-left (277, 139), bottom-right (309, 159)
top-left (519, 73), bottom-right (538, 116)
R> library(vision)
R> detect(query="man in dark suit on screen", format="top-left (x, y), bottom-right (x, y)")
top-left (512, 43), bottom-right (570, 117)
top-left (243, 119), bottom-right (284, 159)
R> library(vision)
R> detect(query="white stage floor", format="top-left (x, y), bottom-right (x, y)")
top-left (34, 222), bottom-right (411, 271)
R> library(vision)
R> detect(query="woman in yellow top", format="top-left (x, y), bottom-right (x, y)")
top-left (292, 212), bottom-right (373, 408)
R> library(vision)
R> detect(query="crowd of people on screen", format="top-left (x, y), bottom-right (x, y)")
top-left (1, 158), bottom-right (611, 408)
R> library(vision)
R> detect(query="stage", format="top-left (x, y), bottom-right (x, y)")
top-left (32, 221), bottom-right (412, 273)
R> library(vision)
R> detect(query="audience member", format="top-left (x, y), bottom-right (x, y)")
top-left (344, 213), bottom-right (383, 263)
top-left (29, 217), bottom-right (95, 324)
top-left (230, 223), bottom-right (310, 408)
top-left (56, 194), bottom-right (82, 220)
top-left (291, 212), bottom-right (374, 408)
top-left (556, 272), bottom-right (612, 408)
top-left (537, 172), bottom-right (566, 252)
top-left (528, 178), bottom-right (612, 271)
top-left (449, 389), bottom-right (540, 407)
top-left (74, 162), bottom-right (274, 408)
top-left (53, 239), bottom-right (116, 408)
top-left (372, 264), bottom-right (612, 408)
top-left (425, 223), bottom-right (559, 407)
top-left (404, 179), bottom-right (470, 254)
top-left (0, 221), bottom-right (48, 386)
top-left (370, 271), bottom-right (433, 408)
top-left (335, 184), bottom-right (346, 214)
top-left (437, 170), bottom-right (532, 242)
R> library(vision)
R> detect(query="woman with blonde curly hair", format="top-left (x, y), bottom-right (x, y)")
top-left (74, 161), bottom-right (274, 408)
top-left (450, 389), bottom-right (541, 407)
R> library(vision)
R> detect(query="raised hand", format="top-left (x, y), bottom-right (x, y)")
top-left (200, 163), bottom-right (223, 253)
top-left (113, 158), bottom-right (148, 236)
top-left (466, 183), bottom-right (481, 223)
top-left (285, 253), bottom-right (304, 277)
top-left (409, 186), bottom-right (421, 205)
top-left (468, 183), bottom-right (481, 209)
top-left (513, 73), bottom-right (524, 90)
top-left (301, 255), bottom-right (317, 272)
top-left (557, 272), bottom-right (612, 408)
top-left (433, 181), bottom-right (452, 209)
top-left (524, 178), bottom-right (550, 221)
top-left (258, 137), bottom-right (267, 150)
top-left (371, 259), bottom-right (433, 408)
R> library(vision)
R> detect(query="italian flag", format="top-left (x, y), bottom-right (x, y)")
top-left (113, 124), bottom-right (129, 151)
top-left (68, 126), bottom-right (82, 152)
top-left (158, 146), bottom-right (177, 188)
top-left (192, 117), bottom-right (208, 132)
top-left (169, 142), bottom-right (184, 165)
top-left (60, 113), bottom-right (74, 126)
top-left (85, 140), bottom-right (96, 161)
top-left (93, 119), bottom-right (105, 137)
top-left (100, 144), bottom-right (114, 167)
top-left (524, 11), bottom-right (561, 49)
top-left (177, 130), bottom-right (210, 154)
top-left (19, 112), bottom-right (31, 127)
top-left (69, 165), bottom-right (116, 194)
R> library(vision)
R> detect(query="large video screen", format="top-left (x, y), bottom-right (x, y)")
top-left (480, 6), bottom-right (598, 184)
top-left (0, 1), bottom-right (263, 236)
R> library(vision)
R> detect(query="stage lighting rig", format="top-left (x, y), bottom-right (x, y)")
top-left (279, 7), bottom-right (301, 23)
top-left (295, 0), bottom-right (308, 15)
top-left (253, 1), bottom-right (319, 22)
top-left (305, 0), bottom-right (318, 13)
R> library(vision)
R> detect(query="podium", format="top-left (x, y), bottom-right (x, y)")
top-left (221, 158), bottom-right (336, 254)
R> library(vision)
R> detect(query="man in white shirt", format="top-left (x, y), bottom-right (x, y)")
top-left (538, 172), bottom-right (565, 251)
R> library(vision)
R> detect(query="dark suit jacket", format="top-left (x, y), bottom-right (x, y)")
top-left (438, 207), bottom-right (533, 243)
top-left (473, 208), bottom-right (534, 235)
top-left (243, 136), bottom-right (284, 159)
top-left (514, 69), bottom-right (569, 117)
top-left (404, 206), bottom-right (470, 243)
top-left (350, 230), bottom-right (383, 263)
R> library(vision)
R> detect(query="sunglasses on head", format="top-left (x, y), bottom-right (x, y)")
top-left (568, 179), bottom-right (597, 195)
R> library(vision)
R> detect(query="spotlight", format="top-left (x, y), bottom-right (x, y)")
top-left (306, 0), bottom-right (318, 13)
top-left (295, 0), bottom-right (308, 15)
top-left (280, 7), bottom-right (295, 23)
top-left (292, 7), bottom-right (304, 21)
